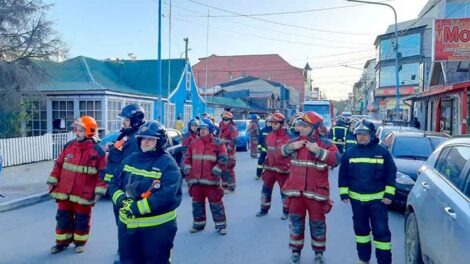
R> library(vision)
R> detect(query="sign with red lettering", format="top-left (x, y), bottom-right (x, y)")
top-left (375, 86), bottom-right (415, 96)
top-left (434, 18), bottom-right (470, 61)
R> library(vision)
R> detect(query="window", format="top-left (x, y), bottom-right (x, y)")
top-left (184, 104), bottom-right (192, 123)
top-left (446, 1), bottom-right (470, 18)
top-left (436, 146), bottom-right (470, 190)
top-left (379, 63), bottom-right (420, 87)
top-left (186, 72), bottom-right (191, 91)
top-left (379, 33), bottom-right (421, 61)
top-left (164, 103), bottom-right (175, 128)
top-left (140, 102), bottom-right (152, 119)
top-left (79, 100), bottom-right (102, 128)
top-left (52, 100), bottom-right (74, 133)
top-left (25, 100), bottom-right (48, 136)
top-left (107, 100), bottom-right (123, 132)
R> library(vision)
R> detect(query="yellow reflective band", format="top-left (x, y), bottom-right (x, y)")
top-left (385, 185), bottom-right (396, 195)
top-left (124, 165), bottom-right (162, 179)
top-left (256, 165), bottom-right (263, 169)
top-left (69, 195), bottom-right (93, 205)
top-left (120, 210), bottom-right (177, 229)
top-left (346, 140), bottom-right (357, 144)
top-left (355, 234), bottom-right (372, 244)
top-left (374, 241), bottom-right (391, 250)
top-left (73, 233), bottom-right (89, 241)
top-left (55, 233), bottom-right (72, 241)
top-left (63, 162), bottom-right (97, 174)
top-left (95, 187), bottom-right (107, 196)
top-left (349, 158), bottom-right (384, 164)
top-left (339, 187), bottom-right (349, 195)
top-left (112, 190), bottom-right (125, 205)
top-left (192, 154), bottom-right (217, 161)
top-left (289, 239), bottom-right (305, 246)
top-left (137, 199), bottom-right (151, 215)
top-left (104, 173), bottom-right (114, 182)
top-left (47, 176), bottom-right (58, 184)
top-left (348, 190), bottom-right (384, 202)
top-left (49, 192), bottom-right (68, 200)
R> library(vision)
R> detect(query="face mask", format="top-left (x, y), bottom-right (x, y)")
top-left (141, 145), bottom-right (156, 152)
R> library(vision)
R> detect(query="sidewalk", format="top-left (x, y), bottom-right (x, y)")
top-left (0, 160), bottom-right (54, 212)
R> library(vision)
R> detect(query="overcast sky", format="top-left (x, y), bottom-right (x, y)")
top-left (46, 0), bottom-right (430, 100)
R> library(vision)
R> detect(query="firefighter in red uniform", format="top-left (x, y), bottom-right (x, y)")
top-left (256, 113), bottom-right (291, 220)
top-left (183, 118), bottom-right (229, 235)
top-left (281, 112), bottom-right (341, 264)
top-left (218, 111), bottom-right (238, 193)
top-left (47, 116), bottom-right (107, 254)
top-left (181, 119), bottom-right (199, 171)
top-left (249, 114), bottom-right (260, 158)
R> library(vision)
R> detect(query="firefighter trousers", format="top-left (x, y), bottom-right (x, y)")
top-left (287, 196), bottom-right (329, 252)
top-left (260, 170), bottom-right (288, 214)
top-left (350, 199), bottom-right (392, 264)
top-left (256, 151), bottom-right (267, 177)
top-left (54, 200), bottom-right (92, 246)
top-left (189, 184), bottom-right (227, 230)
top-left (222, 155), bottom-right (236, 191)
top-left (250, 137), bottom-right (258, 158)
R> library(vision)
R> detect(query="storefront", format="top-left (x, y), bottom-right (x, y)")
top-left (375, 86), bottom-right (415, 121)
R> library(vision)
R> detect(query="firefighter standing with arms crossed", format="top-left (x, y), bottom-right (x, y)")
top-left (183, 118), bottom-right (229, 235)
top-left (256, 113), bottom-right (291, 220)
top-left (338, 119), bottom-right (396, 264)
top-left (281, 112), bottom-right (341, 264)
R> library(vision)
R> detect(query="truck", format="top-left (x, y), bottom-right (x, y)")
top-left (303, 100), bottom-right (334, 129)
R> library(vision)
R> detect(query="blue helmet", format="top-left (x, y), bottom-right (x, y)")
top-left (119, 104), bottom-right (145, 128)
top-left (188, 118), bottom-right (199, 127)
top-left (354, 119), bottom-right (376, 139)
top-left (249, 114), bottom-right (258, 120)
top-left (197, 118), bottom-right (215, 134)
top-left (135, 121), bottom-right (168, 150)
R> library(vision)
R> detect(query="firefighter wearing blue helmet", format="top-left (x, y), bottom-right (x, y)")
top-left (108, 121), bottom-right (182, 264)
top-left (338, 119), bottom-right (397, 264)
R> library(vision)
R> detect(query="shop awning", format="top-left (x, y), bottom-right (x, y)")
top-left (406, 81), bottom-right (470, 101)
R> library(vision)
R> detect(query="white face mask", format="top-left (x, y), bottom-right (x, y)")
top-left (141, 145), bottom-right (156, 152)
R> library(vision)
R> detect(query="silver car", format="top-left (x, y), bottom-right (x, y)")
top-left (405, 137), bottom-right (470, 264)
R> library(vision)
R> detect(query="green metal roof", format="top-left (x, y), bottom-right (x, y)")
top-left (205, 96), bottom-right (248, 109)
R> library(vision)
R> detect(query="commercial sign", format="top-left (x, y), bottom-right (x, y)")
top-left (375, 86), bottom-right (415, 96)
top-left (434, 18), bottom-right (470, 61)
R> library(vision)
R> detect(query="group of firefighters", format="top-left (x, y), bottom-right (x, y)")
top-left (46, 103), bottom-right (397, 264)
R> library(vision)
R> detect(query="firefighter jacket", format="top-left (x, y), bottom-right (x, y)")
top-left (338, 138), bottom-right (397, 202)
top-left (182, 131), bottom-right (198, 152)
top-left (104, 127), bottom-right (140, 183)
top-left (345, 132), bottom-right (357, 150)
top-left (47, 139), bottom-right (107, 205)
top-left (249, 121), bottom-right (260, 139)
top-left (218, 121), bottom-right (238, 155)
top-left (183, 135), bottom-right (228, 186)
top-left (281, 135), bottom-right (341, 202)
top-left (328, 121), bottom-right (348, 149)
top-left (108, 149), bottom-right (182, 229)
top-left (263, 128), bottom-right (291, 174)
top-left (258, 126), bottom-right (272, 153)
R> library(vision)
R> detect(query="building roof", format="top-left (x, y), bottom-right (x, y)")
top-left (374, 16), bottom-right (434, 45)
top-left (36, 56), bottom-right (188, 98)
top-left (205, 96), bottom-right (248, 109)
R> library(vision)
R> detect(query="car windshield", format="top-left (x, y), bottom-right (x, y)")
top-left (392, 137), bottom-right (433, 160)
top-left (380, 127), bottom-right (418, 140)
top-left (235, 121), bottom-right (247, 131)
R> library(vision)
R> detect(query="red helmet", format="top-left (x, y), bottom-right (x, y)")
top-left (73, 116), bottom-right (97, 138)
top-left (221, 111), bottom-right (233, 120)
top-left (302, 111), bottom-right (323, 128)
top-left (271, 112), bottom-right (285, 123)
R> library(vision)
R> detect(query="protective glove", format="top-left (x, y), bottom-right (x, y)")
top-left (120, 197), bottom-right (133, 208)
top-left (119, 199), bottom-right (135, 219)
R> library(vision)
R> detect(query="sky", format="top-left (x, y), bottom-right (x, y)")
top-left (45, 0), bottom-right (430, 100)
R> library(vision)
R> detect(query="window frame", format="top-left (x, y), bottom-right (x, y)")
top-left (434, 144), bottom-right (470, 200)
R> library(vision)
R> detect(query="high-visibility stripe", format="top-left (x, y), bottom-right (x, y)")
top-left (256, 165), bottom-right (263, 169)
top-left (104, 173), bottom-right (114, 182)
top-left (47, 176), bottom-right (58, 184)
top-left (349, 158), bottom-right (384, 164)
top-left (73, 233), bottom-right (89, 241)
top-left (192, 154), bottom-right (217, 161)
top-left (262, 165), bottom-right (288, 174)
top-left (123, 165), bottom-right (162, 179)
top-left (120, 210), bottom-right (177, 229)
top-left (283, 190), bottom-right (301, 197)
top-left (193, 221), bottom-right (206, 226)
top-left (339, 187), bottom-right (349, 195)
top-left (346, 140), bottom-right (357, 144)
top-left (112, 190), bottom-right (125, 205)
top-left (355, 234), bottom-right (372, 244)
top-left (312, 240), bottom-right (326, 247)
top-left (374, 241), bottom-right (391, 250)
top-left (62, 162), bottom-right (98, 174)
top-left (55, 233), bottom-right (72, 241)
top-left (289, 239), bottom-right (305, 246)
top-left (95, 187), bottom-right (107, 196)
top-left (303, 191), bottom-right (328, 201)
top-left (137, 198), bottom-right (151, 215)
top-left (348, 190), bottom-right (384, 202)
top-left (385, 185), bottom-right (396, 195)
top-left (291, 159), bottom-right (328, 170)
top-left (69, 195), bottom-right (93, 205)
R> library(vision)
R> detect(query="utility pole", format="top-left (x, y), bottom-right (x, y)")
top-left (184, 37), bottom-right (189, 61)
top-left (204, 10), bottom-right (209, 103)
top-left (157, 0), bottom-right (162, 123)
top-left (168, 0), bottom-right (172, 122)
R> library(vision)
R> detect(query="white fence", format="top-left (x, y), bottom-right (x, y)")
top-left (0, 132), bottom-right (74, 167)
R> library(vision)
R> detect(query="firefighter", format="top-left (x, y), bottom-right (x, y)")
top-left (108, 121), bottom-right (182, 264)
top-left (345, 118), bottom-right (358, 151)
top-left (47, 116), bottom-right (107, 254)
top-left (181, 119), bottom-right (199, 171)
top-left (281, 112), bottom-right (341, 264)
top-left (255, 116), bottom-right (273, 180)
top-left (288, 112), bottom-right (304, 138)
top-left (256, 113), bottom-right (291, 220)
top-left (249, 114), bottom-right (260, 158)
top-left (218, 111), bottom-right (238, 193)
top-left (183, 118), bottom-right (229, 235)
top-left (328, 116), bottom-right (349, 154)
top-left (338, 119), bottom-right (396, 264)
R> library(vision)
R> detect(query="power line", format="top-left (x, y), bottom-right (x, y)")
top-left (186, 0), bottom-right (378, 36)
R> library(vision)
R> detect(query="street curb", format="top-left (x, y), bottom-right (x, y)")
top-left (0, 192), bottom-right (50, 213)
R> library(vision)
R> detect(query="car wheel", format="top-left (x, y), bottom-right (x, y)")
top-left (405, 212), bottom-right (423, 264)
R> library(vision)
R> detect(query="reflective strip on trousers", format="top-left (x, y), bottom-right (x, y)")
top-left (56, 233), bottom-right (73, 241)
top-left (290, 239), bottom-right (304, 246)
top-left (355, 234), bottom-right (372, 244)
top-left (374, 240), bottom-right (391, 250)
top-left (73, 233), bottom-right (89, 241)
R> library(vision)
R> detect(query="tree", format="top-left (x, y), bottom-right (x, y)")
top-left (0, 0), bottom-right (67, 138)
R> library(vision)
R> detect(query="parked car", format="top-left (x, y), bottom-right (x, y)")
top-left (376, 125), bottom-right (420, 142)
top-left (234, 119), bottom-right (250, 151)
top-left (381, 131), bottom-right (449, 209)
top-left (405, 136), bottom-right (470, 264)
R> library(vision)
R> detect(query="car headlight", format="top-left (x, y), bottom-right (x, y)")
top-left (396, 171), bottom-right (415, 186)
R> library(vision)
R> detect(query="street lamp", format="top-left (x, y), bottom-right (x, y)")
top-left (347, 0), bottom-right (401, 120)
top-left (180, 48), bottom-right (192, 58)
